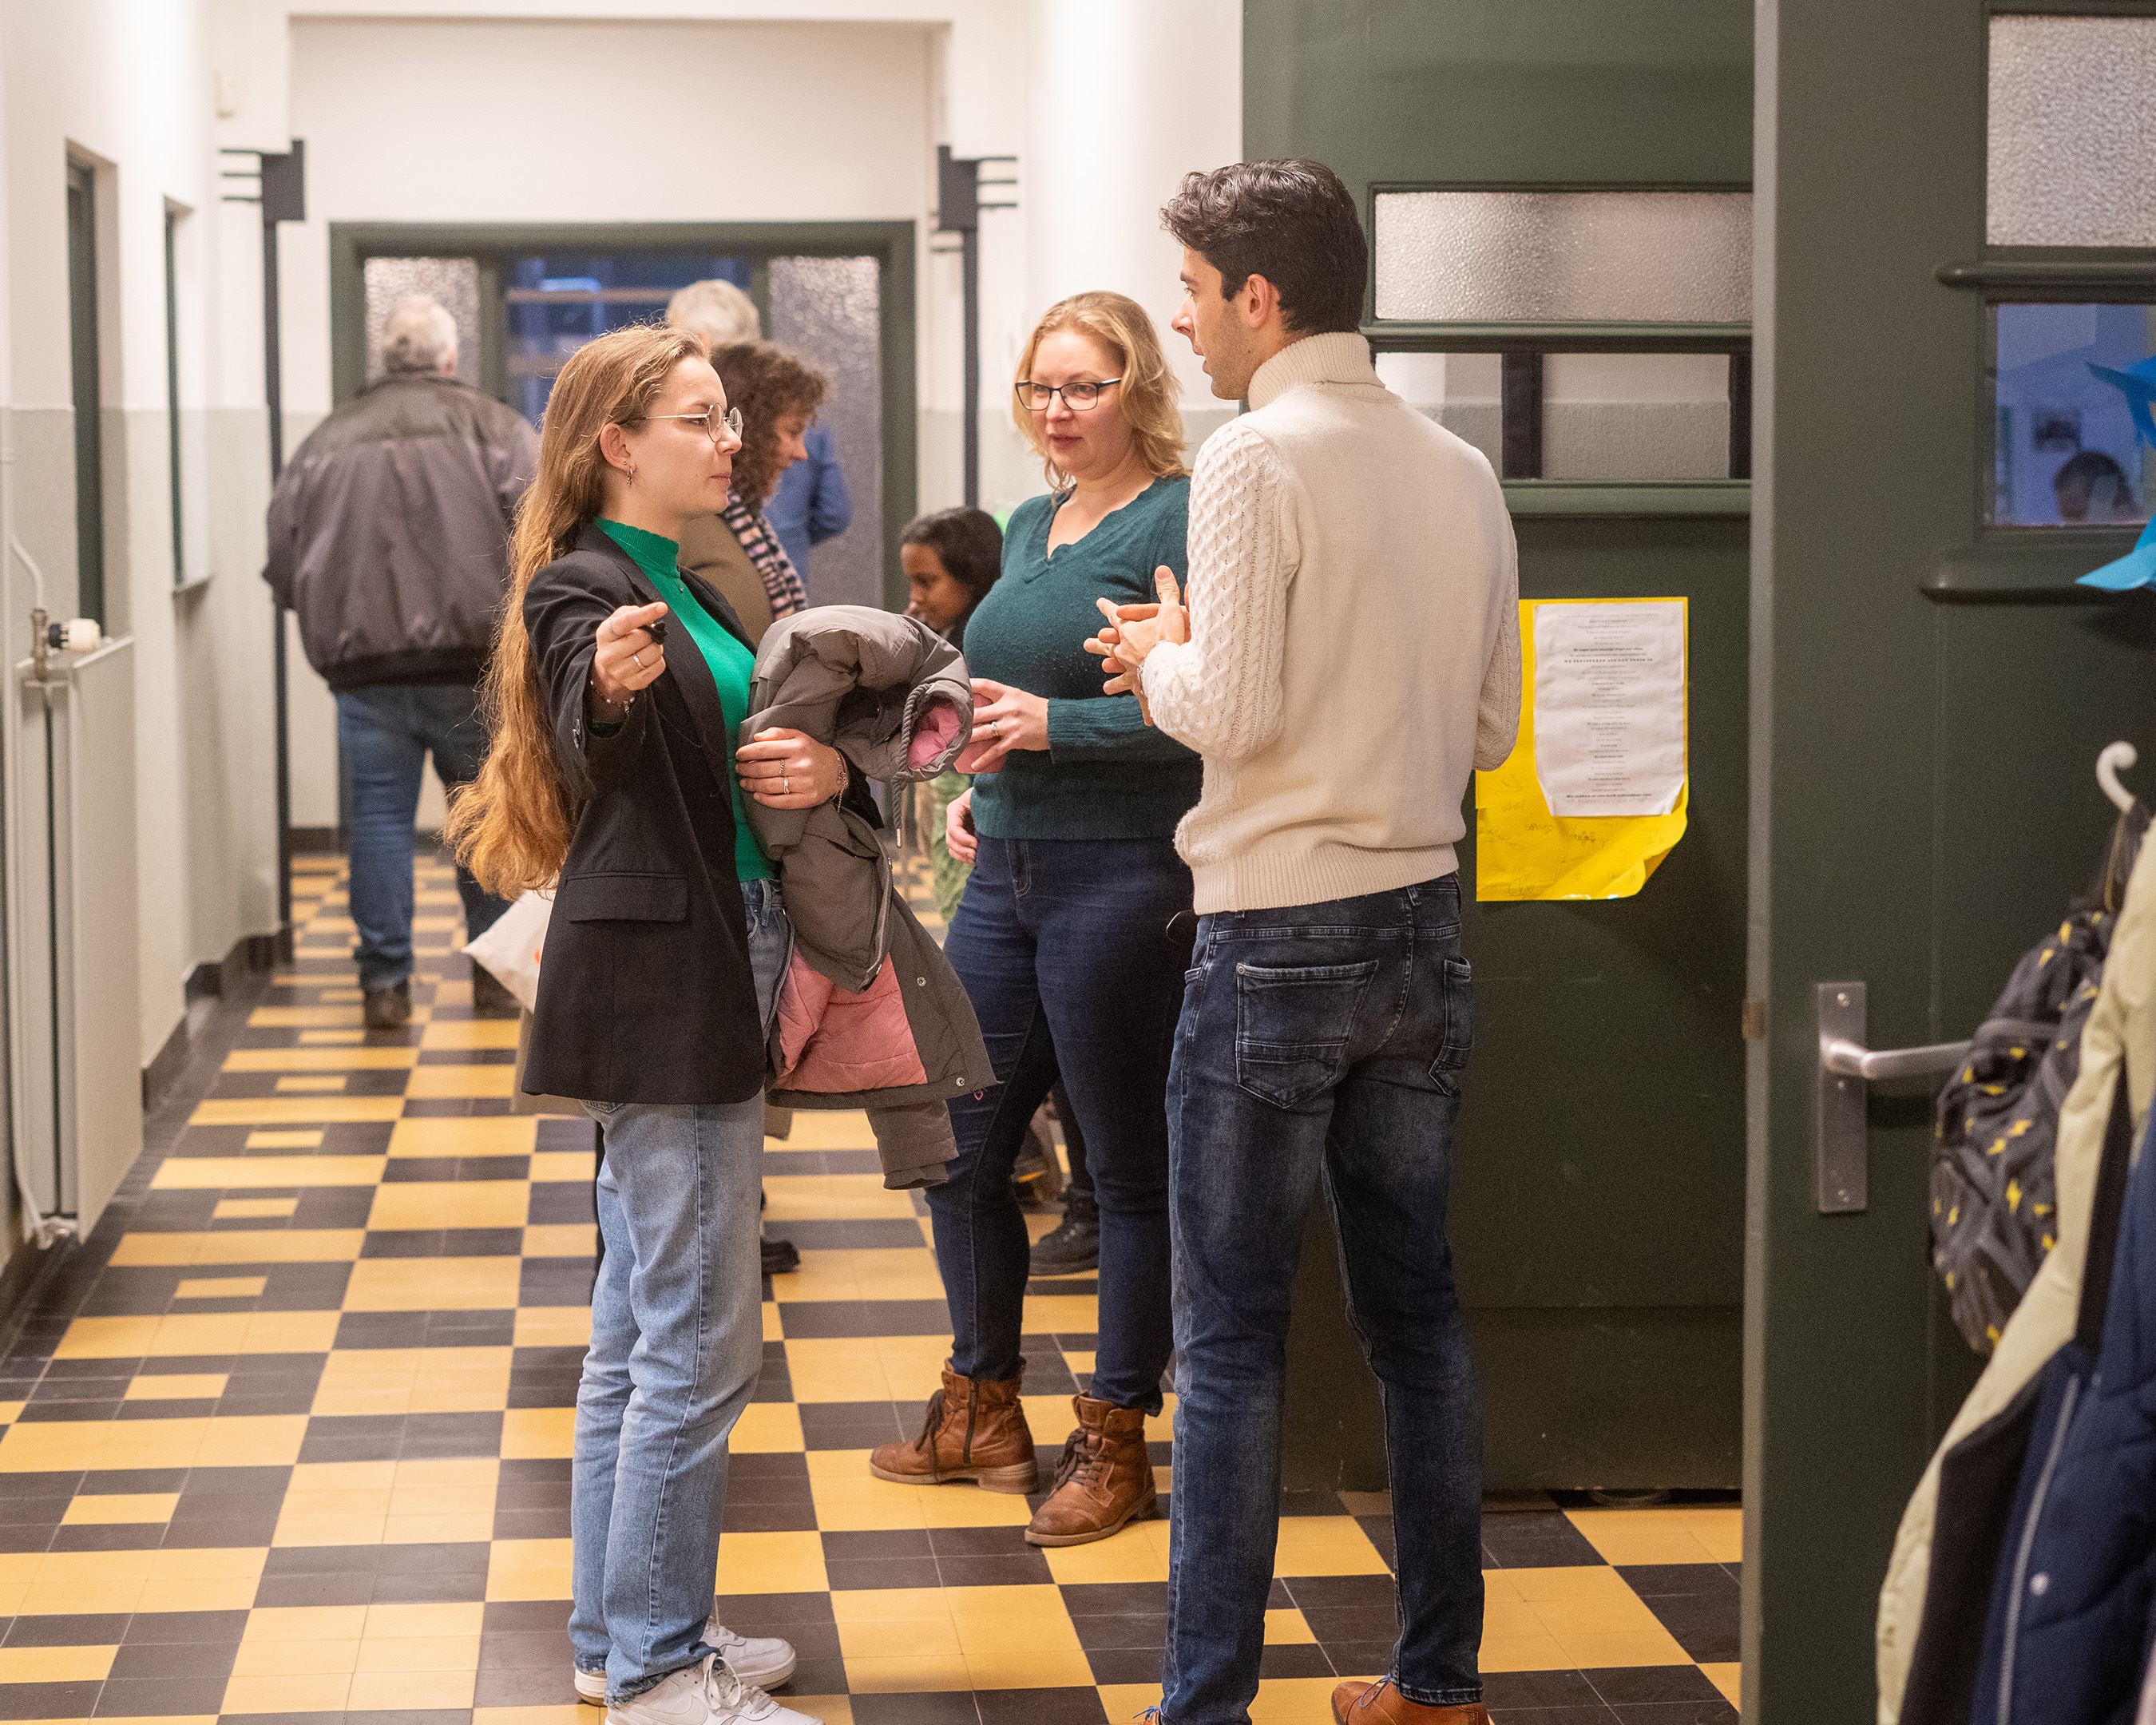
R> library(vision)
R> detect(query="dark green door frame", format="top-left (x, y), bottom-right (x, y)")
top-left (326, 220), bottom-right (917, 610)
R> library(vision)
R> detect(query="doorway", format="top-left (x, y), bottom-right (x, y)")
top-left (328, 222), bottom-right (916, 613)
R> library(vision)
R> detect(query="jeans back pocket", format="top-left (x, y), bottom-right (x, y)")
top-left (1234, 958), bottom-right (1381, 1108)
top-left (1429, 955), bottom-right (1476, 1095)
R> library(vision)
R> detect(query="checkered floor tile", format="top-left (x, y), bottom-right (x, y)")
top-left (0, 856), bottom-right (1741, 1725)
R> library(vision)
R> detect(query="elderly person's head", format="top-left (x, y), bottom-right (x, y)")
top-left (381, 295), bottom-right (459, 378)
top-left (666, 280), bottom-right (761, 355)
top-left (707, 340), bottom-right (827, 513)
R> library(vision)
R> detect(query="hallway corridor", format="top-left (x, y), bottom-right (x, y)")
top-left (0, 858), bottom-right (1740, 1725)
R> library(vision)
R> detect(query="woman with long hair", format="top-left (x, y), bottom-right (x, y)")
top-left (450, 324), bottom-right (844, 1725)
top-left (868, 292), bottom-right (1200, 1547)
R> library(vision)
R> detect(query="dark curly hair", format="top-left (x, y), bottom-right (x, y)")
top-left (709, 339), bottom-right (828, 511)
top-left (1159, 159), bottom-right (1367, 336)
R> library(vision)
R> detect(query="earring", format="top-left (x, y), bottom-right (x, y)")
top-left (628, 462), bottom-right (638, 484)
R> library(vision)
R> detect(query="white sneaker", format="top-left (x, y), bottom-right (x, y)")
top-left (605, 1656), bottom-right (819, 1725)
top-left (576, 1618), bottom-right (801, 1704)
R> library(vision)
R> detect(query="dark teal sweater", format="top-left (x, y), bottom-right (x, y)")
top-left (965, 476), bottom-right (1202, 841)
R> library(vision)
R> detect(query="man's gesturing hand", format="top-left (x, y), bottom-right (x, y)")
top-left (1085, 566), bottom-right (1188, 716)
top-left (589, 602), bottom-right (670, 718)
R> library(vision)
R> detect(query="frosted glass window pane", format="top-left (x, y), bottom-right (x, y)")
top-left (1373, 192), bottom-right (1750, 323)
top-left (363, 257), bottom-right (480, 386)
top-left (1988, 15), bottom-right (2156, 248)
top-left (1543, 354), bottom-right (1730, 481)
top-left (1989, 302), bottom-right (2156, 526)
top-left (769, 256), bottom-right (883, 611)
top-left (1374, 351), bottom-right (1501, 468)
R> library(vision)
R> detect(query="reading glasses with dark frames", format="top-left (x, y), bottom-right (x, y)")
top-left (1014, 378), bottom-right (1124, 412)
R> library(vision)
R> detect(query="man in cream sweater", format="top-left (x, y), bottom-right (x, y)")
top-left (1092, 161), bottom-right (1520, 1725)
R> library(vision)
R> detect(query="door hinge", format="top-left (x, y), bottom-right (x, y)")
top-left (1741, 998), bottom-right (1767, 1041)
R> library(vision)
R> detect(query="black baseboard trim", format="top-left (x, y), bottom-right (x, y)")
top-left (141, 931), bottom-right (278, 1112)
top-left (290, 827), bottom-right (343, 855)
top-left (0, 1227), bottom-right (72, 1353)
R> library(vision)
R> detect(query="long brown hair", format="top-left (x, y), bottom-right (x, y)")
top-left (709, 340), bottom-right (827, 511)
top-left (1012, 291), bottom-right (1188, 492)
top-left (447, 324), bottom-right (705, 896)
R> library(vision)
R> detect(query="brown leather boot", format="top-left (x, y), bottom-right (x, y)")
top-left (1331, 1679), bottom-right (1488, 1725)
top-left (1023, 1394), bottom-right (1158, 1547)
top-left (868, 1364), bottom-right (1038, 1493)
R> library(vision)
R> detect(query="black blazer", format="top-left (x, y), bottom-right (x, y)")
top-left (521, 521), bottom-right (766, 1105)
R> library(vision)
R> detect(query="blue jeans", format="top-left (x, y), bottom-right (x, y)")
top-left (1163, 875), bottom-right (1484, 1722)
top-left (926, 835), bottom-right (1189, 1410)
top-left (569, 880), bottom-right (791, 1702)
top-left (335, 682), bottom-right (509, 989)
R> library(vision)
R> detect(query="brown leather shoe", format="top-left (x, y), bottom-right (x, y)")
top-left (868, 1364), bottom-right (1038, 1493)
top-left (1024, 1394), bottom-right (1159, 1547)
top-left (1331, 1679), bottom-right (1488, 1725)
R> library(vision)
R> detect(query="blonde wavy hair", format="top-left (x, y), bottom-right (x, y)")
top-left (1012, 291), bottom-right (1187, 491)
top-left (446, 324), bottom-right (707, 897)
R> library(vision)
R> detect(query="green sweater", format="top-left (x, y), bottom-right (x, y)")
top-left (597, 519), bottom-right (771, 882)
top-left (964, 477), bottom-right (1201, 840)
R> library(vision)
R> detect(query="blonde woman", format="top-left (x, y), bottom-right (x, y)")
top-left (450, 324), bottom-right (850, 1725)
top-left (870, 291), bottom-right (1199, 1546)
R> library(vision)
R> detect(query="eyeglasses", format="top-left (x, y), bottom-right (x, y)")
top-left (644, 405), bottom-right (744, 446)
top-left (1014, 378), bottom-right (1123, 413)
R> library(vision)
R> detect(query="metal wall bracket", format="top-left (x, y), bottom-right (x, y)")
top-left (1816, 981), bottom-right (1869, 1214)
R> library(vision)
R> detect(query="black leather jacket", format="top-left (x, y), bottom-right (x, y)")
top-left (264, 374), bottom-right (539, 689)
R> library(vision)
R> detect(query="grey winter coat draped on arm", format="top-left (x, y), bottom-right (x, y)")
top-left (741, 607), bottom-right (994, 1189)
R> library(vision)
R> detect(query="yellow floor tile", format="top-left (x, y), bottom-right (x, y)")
top-left (1264, 1607), bottom-right (1316, 1644)
top-left (388, 1116), bottom-right (539, 1159)
top-left (229, 1048), bottom-right (418, 1072)
top-left (1702, 1663), bottom-right (1742, 1707)
top-left (245, 1130), bottom-right (325, 1148)
top-left (297, 1031), bottom-right (365, 1045)
top-left (62, 1493), bottom-right (180, 1525)
top-left (406, 1064), bottom-right (516, 1100)
top-left (350, 1670), bottom-right (478, 1711)
top-left (763, 1175), bottom-right (920, 1221)
top-left (809, 1468), bottom-right (1033, 1533)
top-left (1564, 1506), bottom-right (1737, 1568)
top-left (220, 1671), bottom-right (354, 1714)
top-left (715, 1530), bottom-right (829, 1595)
top-left (110, 1229), bottom-right (364, 1267)
top-left (0, 1642), bottom-right (118, 1681)
top-left (174, 1277), bottom-right (266, 1299)
top-left (732, 1402), bottom-right (805, 1453)
top-left (1249, 1679), bottom-right (1354, 1723)
top-left (190, 1097), bottom-right (405, 1125)
top-left (0, 1402), bottom-right (22, 1425)
top-left (343, 1257), bottom-right (522, 1311)
top-left (156, 1155), bottom-right (388, 1189)
top-left (1553, 1627), bottom-right (1694, 1668)
top-left (311, 1346), bottom-right (513, 1417)
top-left (530, 1151), bottom-right (598, 1183)
top-left (513, 1307), bottom-right (592, 1348)
top-left (768, 1112), bottom-right (877, 1149)
top-left (244, 1605), bottom-right (371, 1644)
top-left (787, 1335), bottom-right (954, 1404)
top-left (422, 1019), bottom-right (522, 1051)
top-left (57, 1312), bottom-right (340, 1361)
top-left (366, 1180), bottom-right (530, 1230)
top-left (214, 1198), bottom-right (299, 1219)
top-left (771, 1249), bottom-right (949, 1303)
top-left (1040, 1516), bottom-right (1171, 1584)
top-left (0, 1414), bottom-right (308, 1473)
top-left (485, 1539), bottom-right (573, 1602)
top-left (522, 1223), bottom-right (597, 1257)
top-left (275, 1076), bottom-right (351, 1093)
top-left (840, 1653), bottom-right (974, 1693)
top-left (351, 1632), bottom-right (482, 1674)
top-left (501, 1407), bottom-right (574, 1461)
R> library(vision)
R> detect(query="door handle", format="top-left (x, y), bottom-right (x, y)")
top-left (1815, 981), bottom-right (1970, 1214)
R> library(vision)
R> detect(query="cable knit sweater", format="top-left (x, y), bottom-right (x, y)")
top-left (1140, 332), bottom-right (1521, 914)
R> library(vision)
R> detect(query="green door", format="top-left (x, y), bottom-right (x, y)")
top-left (1750, 2), bottom-right (2156, 1716)
top-left (1245, 0), bottom-right (1756, 1493)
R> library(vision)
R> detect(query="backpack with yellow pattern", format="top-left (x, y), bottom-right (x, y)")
top-left (1931, 811), bottom-right (2145, 1353)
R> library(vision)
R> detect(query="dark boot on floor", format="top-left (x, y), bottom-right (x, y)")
top-left (363, 980), bottom-right (411, 1030)
top-left (1029, 1187), bottom-right (1099, 1275)
top-left (471, 967), bottom-right (519, 1017)
top-left (869, 1364), bottom-right (1038, 1493)
top-left (761, 1232), bottom-right (800, 1276)
top-left (1331, 1679), bottom-right (1488, 1725)
top-left (1024, 1394), bottom-right (1157, 1546)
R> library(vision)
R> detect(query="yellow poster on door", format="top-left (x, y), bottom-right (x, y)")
top-left (1475, 597), bottom-right (1689, 902)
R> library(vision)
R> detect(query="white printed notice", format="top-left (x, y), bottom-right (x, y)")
top-left (1531, 599), bottom-right (1687, 817)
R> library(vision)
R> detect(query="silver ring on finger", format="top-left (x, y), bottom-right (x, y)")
top-left (782, 774), bottom-right (791, 795)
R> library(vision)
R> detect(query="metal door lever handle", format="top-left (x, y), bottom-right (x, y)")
top-left (1814, 982), bottom-right (1968, 1214)
top-left (1819, 1036), bottom-right (1972, 1083)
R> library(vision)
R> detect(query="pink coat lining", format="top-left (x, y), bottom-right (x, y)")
top-left (774, 954), bottom-right (929, 1092)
